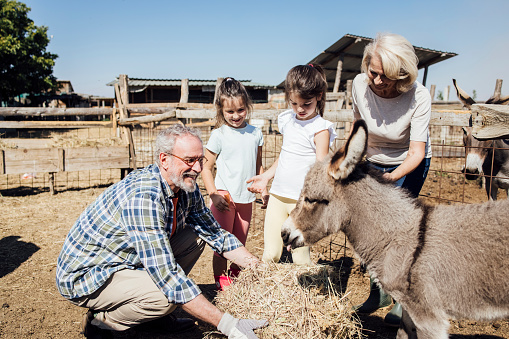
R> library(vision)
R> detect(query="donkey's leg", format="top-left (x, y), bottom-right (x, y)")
top-left (408, 314), bottom-right (449, 339)
top-left (396, 308), bottom-right (416, 339)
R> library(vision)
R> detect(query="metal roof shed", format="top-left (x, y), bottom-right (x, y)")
top-left (107, 78), bottom-right (274, 104)
top-left (279, 34), bottom-right (457, 90)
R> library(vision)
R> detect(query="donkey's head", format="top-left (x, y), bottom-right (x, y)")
top-left (282, 120), bottom-right (368, 249)
top-left (462, 126), bottom-right (492, 180)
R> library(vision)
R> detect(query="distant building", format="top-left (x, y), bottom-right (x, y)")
top-left (24, 80), bottom-right (114, 108)
top-left (106, 78), bottom-right (274, 104)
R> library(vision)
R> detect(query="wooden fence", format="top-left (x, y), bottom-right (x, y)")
top-left (1, 74), bottom-right (508, 197)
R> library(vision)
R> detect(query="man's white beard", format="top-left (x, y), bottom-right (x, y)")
top-left (169, 167), bottom-right (197, 193)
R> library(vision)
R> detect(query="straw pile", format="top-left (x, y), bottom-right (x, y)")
top-left (209, 263), bottom-right (363, 339)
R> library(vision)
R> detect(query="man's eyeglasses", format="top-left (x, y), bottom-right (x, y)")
top-left (167, 153), bottom-right (205, 167)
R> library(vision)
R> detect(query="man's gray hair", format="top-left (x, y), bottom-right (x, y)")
top-left (154, 124), bottom-right (202, 165)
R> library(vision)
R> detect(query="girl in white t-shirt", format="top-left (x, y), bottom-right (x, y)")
top-left (202, 77), bottom-right (267, 291)
top-left (247, 65), bottom-right (337, 265)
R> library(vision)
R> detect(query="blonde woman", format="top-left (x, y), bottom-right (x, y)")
top-left (352, 33), bottom-right (432, 327)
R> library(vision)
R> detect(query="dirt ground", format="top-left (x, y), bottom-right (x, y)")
top-left (1, 173), bottom-right (508, 338)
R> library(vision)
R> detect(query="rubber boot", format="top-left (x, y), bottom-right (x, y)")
top-left (228, 268), bottom-right (241, 278)
top-left (354, 276), bottom-right (392, 314)
top-left (384, 301), bottom-right (402, 327)
top-left (214, 275), bottom-right (232, 291)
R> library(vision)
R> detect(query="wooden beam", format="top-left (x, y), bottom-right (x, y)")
top-left (422, 65), bottom-right (429, 86)
top-left (471, 104), bottom-right (509, 139)
top-left (0, 121), bottom-right (112, 129)
top-left (118, 110), bottom-right (177, 126)
top-left (0, 107), bottom-right (112, 117)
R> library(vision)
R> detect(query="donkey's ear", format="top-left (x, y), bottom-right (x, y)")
top-left (328, 120), bottom-right (368, 180)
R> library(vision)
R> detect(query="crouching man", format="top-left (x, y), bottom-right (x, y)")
top-left (56, 124), bottom-right (267, 338)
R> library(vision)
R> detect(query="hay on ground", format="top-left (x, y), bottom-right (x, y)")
top-left (209, 263), bottom-right (363, 339)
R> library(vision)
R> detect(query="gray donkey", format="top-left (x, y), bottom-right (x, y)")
top-left (282, 119), bottom-right (509, 339)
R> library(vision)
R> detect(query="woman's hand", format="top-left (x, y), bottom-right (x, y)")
top-left (382, 171), bottom-right (396, 182)
top-left (211, 192), bottom-right (230, 212)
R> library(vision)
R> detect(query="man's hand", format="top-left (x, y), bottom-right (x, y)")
top-left (218, 313), bottom-right (268, 339)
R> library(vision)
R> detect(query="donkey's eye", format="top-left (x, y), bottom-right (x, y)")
top-left (304, 197), bottom-right (329, 205)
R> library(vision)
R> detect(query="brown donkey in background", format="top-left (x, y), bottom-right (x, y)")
top-left (282, 120), bottom-right (509, 339)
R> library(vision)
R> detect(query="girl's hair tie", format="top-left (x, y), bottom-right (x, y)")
top-left (308, 64), bottom-right (314, 68)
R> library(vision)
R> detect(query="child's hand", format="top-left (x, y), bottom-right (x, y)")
top-left (211, 192), bottom-right (230, 212)
top-left (246, 174), bottom-right (269, 194)
top-left (261, 189), bottom-right (269, 209)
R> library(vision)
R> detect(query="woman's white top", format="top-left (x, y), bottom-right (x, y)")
top-left (352, 73), bottom-right (432, 165)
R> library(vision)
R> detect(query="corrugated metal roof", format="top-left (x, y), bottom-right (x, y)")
top-left (278, 33), bottom-right (457, 88)
top-left (107, 78), bottom-right (274, 89)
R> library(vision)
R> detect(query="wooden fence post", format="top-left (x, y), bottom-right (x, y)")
top-left (444, 85), bottom-right (450, 102)
top-left (116, 74), bottom-right (137, 172)
top-left (180, 79), bottom-right (190, 124)
top-left (213, 77), bottom-right (224, 105)
top-left (333, 58), bottom-right (343, 93)
top-left (492, 79), bottom-right (503, 101)
top-left (345, 80), bottom-right (352, 109)
top-left (430, 84), bottom-right (436, 101)
top-left (180, 79), bottom-right (189, 104)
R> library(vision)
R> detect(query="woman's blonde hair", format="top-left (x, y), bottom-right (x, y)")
top-left (214, 77), bottom-right (253, 128)
top-left (284, 64), bottom-right (328, 116)
top-left (361, 33), bottom-right (419, 93)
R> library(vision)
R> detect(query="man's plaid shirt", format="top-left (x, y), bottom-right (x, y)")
top-left (56, 164), bottom-right (242, 304)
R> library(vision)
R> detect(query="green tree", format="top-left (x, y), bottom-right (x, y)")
top-left (0, 0), bottom-right (58, 102)
top-left (437, 90), bottom-right (444, 101)
top-left (472, 89), bottom-right (477, 101)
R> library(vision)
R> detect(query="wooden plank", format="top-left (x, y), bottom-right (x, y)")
top-left (58, 148), bottom-right (65, 172)
top-left (324, 110), bottom-right (355, 123)
top-left (0, 121), bottom-right (112, 129)
top-left (0, 107), bottom-right (112, 117)
top-left (471, 104), bottom-right (509, 139)
top-left (175, 109), bottom-right (216, 119)
top-left (326, 92), bottom-right (345, 100)
top-left (64, 146), bottom-right (130, 171)
top-left (118, 110), bottom-right (177, 126)
top-left (4, 148), bottom-right (60, 174)
top-left (430, 110), bottom-right (471, 127)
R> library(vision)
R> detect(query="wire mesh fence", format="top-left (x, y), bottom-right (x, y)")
top-left (1, 119), bottom-right (506, 205)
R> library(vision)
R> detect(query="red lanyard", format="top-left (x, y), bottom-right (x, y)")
top-left (171, 197), bottom-right (178, 238)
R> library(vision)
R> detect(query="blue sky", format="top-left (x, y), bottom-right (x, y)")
top-left (22, 0), bottom-right (509, 101)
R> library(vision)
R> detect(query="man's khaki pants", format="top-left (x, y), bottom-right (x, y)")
top-left (71, 227), bottom-right (205, 331)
